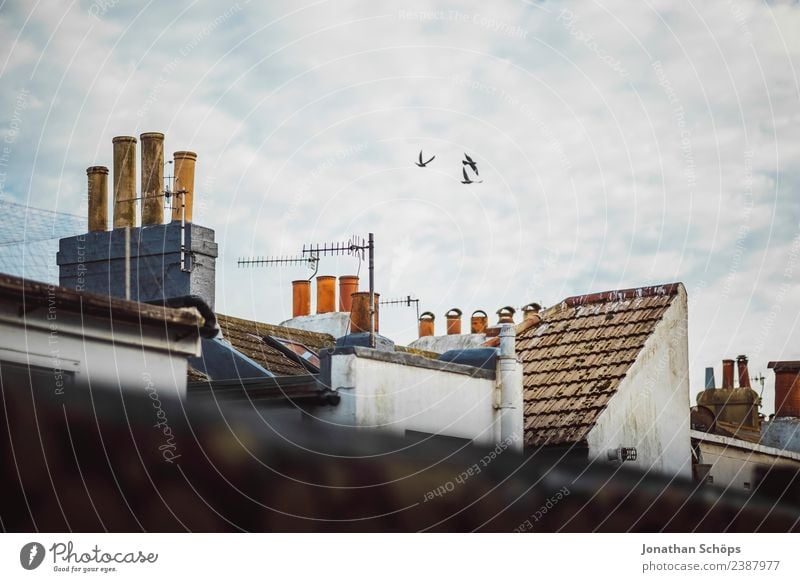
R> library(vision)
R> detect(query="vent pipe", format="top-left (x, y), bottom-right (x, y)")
top-left (704, 367), bottom-right (716, 391)
top-left (171, 151), bottom-right (197, 222)
top-left (497, 306), bottom-right (516, 325)
top-left (721, 359), bottom-right (735, 389)
top-left (338, 275), bottom-right (359, 312)
top-left (522, 302), bottom-right (542, 325)
top-left (292, 280), bottom-right (311, 317)
top-left (419, 311), bottom-right (435, 337)
top-left (87, 166), bottom-right (109, 232)
top-left (471, 310), bottom-right (488, 334)
top-left (316, 276), bottom-right (336, 314)
top-left (140, 132), bottom-right (164, 226)
top-left (498, 323), bottom-right (523, 452)
top-left (737, 355), bottom-right (751, 388)
top-left (112, 136), bottom-right (137, 228)
top-left (445, 308), bottom-right (462, 335)
top-left (350, 291), bottom-right (380, 333)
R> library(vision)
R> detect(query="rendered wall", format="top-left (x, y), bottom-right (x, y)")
top-left (693, 431), bottom-right (800, 491)
top-left (57, 222), bottom-right (218, 309)
top-left (586, 286), bottom-right (692, 477)
top-left (0, 297), bottom-right (198, 399)
top-left (315, 347), bottom-right (506, 447)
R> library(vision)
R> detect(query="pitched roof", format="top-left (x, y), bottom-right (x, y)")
top-left (214, 313), bottom-right (335, 377)
top-left (518, 283), bottom-right (683, 448)
top-left (0, 273), bottom-right (202, 330)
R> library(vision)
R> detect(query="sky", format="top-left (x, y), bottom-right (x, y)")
top-left (1, 0), bottom-right (799, 412)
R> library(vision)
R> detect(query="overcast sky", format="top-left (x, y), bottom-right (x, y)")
top-left (1, 0), bottom-right (799, 411)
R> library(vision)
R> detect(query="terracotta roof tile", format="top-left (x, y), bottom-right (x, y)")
top-left (519, 284), bottom-right (682, 447)
top-left (214, 313), bottom-right (335, 377)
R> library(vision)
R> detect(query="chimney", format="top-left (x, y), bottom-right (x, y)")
top-left (316, 276), bottom-right (336, 314)
top-left (112, 136), bottom-right (137, 228)
top-left (522, 302), bottom-right (542, 324)
top-left (768, 361), bottom-right (800, 418)
top-left (338, 276), bottom-right (359, 312)
top-left (349, 291), bottom-right (380, 333)
top-left (171, 151), bottom-right (197, 222)
top-left (722, 359), bottom-right (735, 389)
top-left (419, 311), bottom-right (435, 337)
top-left (87, 166), bottom-right (109, 232)
top-left (292, 280), bottom-right (311, 317)
top-left (445, 308), bottom-right (462, 335)
top-left (497, 306), bottom-right (516, 325)
top-left (471, 310), bottom-right (488, 334)
top-left (737, 355), bottom-right (751, 388)
top-left (704, 367), bottom-right (716, 390)
top-left (58, 134), bottom-right (218, 309)
top-left (140, 132), bottom-right (164, 226)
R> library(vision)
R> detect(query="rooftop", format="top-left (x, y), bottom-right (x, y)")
top-left (517, 283), bottom-right (684, 447)
top-left (213, 313), bottom-right (336, 377)
top-left (0, 272), bottom-right (203, 330)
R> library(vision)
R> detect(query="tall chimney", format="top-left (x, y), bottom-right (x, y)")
top-left (112, 136), bottom-right (137, 228)
top-left (87, 166), bottom-right (109, 232)
top-left (171, 151), bottom-right (197, 222)
top-left (338, 275), bottom-right (359, 312)
top-left (704, 367), bottom-right (716, 390)
top-left (497, 306), bottom-right (516, 325)
top-left (721, 359), bottom-right (735, 389)
top-left (350, 291), bottom-right (380, 333)
top-left (471, 310), bottom-right (488, 334)
top-left (737, 355), bottom-right (751, 388)
top-left (316, 276), bottom-right (336, 314)
top-left (419, 312), bottom-right (435, 337)
top-left (140, 132), bottom-right (164, 226)
top-left (292, 280), bottom-right (311, 317)
top-left (445, 308), bottom-right (462, 335)
top-left (769, 361), bottom-right (800, 418)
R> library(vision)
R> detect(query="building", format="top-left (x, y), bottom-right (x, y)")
top-left (302, 282), bottom-right (692, 477)
top-left (0, 273), bottom-right (202, 398)
top-left (690, 356), bottom-right (800, 490)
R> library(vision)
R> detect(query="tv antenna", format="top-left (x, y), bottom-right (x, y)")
top-left (379, 295), bottom-right (420, 323)
top-left (302, 233), bottom-right (375, 347)
top-left (236, 254), bottom-right (320, 279)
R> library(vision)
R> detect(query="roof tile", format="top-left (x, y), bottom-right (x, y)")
top-left (519, 283), bottom-right (681, 447)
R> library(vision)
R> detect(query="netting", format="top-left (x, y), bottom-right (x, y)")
top-left (0, 198), bottom-right (86, 284)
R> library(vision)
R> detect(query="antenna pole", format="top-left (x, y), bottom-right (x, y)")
top-left (180, 190), bottom-right (187, 271)
top-left (368, 232), bottom-right (375, 348)
top-left (124, 226), bottom-right (131, 301)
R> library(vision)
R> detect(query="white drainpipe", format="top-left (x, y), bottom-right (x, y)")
top-left (497, 323), bottom-right (523, 451)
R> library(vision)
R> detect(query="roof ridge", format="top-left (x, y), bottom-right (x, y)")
top-left (557, 282), bottom-right (683, 308)
top-left (216, 312), bottom-right (334, 340)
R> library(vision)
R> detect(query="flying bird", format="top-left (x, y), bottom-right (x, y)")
top-left (461, 167), bottom-right (482, 184)
top-left (462, 153), bottom-right (479, 176)
top-left (416, 150), bottom-right (436, 167)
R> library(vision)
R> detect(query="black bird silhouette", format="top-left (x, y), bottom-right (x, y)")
top-left (462, 153), bottom-right (479, 176)
top-left (416, 150), bottom-right (436, 167)
top-left (461, 167), bottom-right (482, 184)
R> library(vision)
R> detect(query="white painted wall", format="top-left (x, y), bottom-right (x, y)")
top-left (586, 286), bottom-right (692, 477)
top-left (693, 430), bottom-right (800, 491)
top-left (408, 333), bottom-right (488, 353)
top-left (315, 349), bottom-right (509, 447)
top-left (280, 312), bottom-right (351, 338)
top-left (0, 300), bottom-right (199, 400)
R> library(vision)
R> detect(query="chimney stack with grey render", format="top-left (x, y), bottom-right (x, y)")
top-left (57, 132), bottom-right (218, 308)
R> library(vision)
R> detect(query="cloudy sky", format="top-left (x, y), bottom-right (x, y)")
top-left (1, 0), bottom-right (799, 410)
